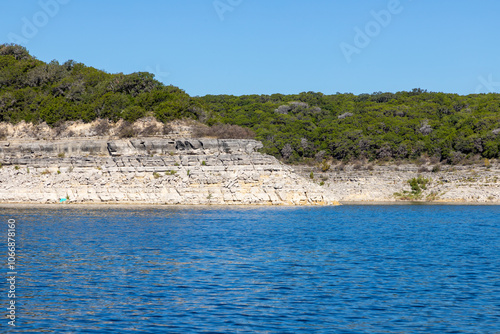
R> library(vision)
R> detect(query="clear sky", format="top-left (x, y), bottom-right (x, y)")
top-left (1, 0), bottom-right (499, 96)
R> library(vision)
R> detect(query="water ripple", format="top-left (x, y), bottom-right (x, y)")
top-left (0, 205), bottom-right (499, 333)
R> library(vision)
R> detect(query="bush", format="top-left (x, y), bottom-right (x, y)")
top-left (139, 124), bottom-right (161, 136)
top-left (418, 166), bottom-right (429, 173)
top-left (53, 120), bottom-right (68, 137)
top-left (394, 176), bottom-right (431, 200)
top-left (448, 151), bottom-right (466, 165)
top-left (0, 128), bottom-right (8, 140)
top-left (117, 121), bottom-right (136, 138)
top-left (192, 123), bottom-right (255, 139)
top-left (320, 160), bottom-right (331, 172)
top-left (93, 119), bottom-right (111, 136)
top-left (163, 123), bottom-right (173, 135)
top-left (409, 176), bottom-right (430, 194)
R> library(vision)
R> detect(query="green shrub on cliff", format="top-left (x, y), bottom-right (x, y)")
top-left (394, 176), bottom-right (431, 200)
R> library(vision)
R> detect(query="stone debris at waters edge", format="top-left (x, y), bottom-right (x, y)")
top-left (0, 138), bottom-right (340, 206)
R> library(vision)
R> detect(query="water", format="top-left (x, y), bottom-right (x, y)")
top-left (1, 205), bottom-right (499, 333)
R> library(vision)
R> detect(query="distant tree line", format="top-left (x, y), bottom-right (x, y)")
top-left (1, 44), bottom-right (500, 164)
top-left (198, 90), bottom-right (500, 164)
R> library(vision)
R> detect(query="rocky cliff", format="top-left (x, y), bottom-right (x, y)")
top-left (0, 138), bottom-right (340, 205)
top-left (295, 164), bottom-right (500, 203)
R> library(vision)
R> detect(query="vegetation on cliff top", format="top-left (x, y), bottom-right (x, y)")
top-left (1, 44), bottom-right (500, 164)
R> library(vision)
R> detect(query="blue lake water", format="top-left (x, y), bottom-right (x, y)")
top-left (1, 205), bottom-right (500, 333)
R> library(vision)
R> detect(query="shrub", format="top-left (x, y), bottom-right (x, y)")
top-left (153, 172), bottom-right (161, 179)
top-left (426, 191), bottom-right (440, 201)
top-left (309, 171), bottom-right (314, 179)
top-left (448, 151), bottom-right (466, 165)
top-left (320, 160), bottom-right (331, 172)
top-left (0, 128), bottom-right (8, 140)
top-left (93, 119), bottom-right (111, 136)
top-left (408, 176), bottom-right (430, 194)
top-left (53, 120), bottom-right (68, 137)
top-left (192, 123), bottom-right (255, 139)
top-left (117, 121), bottom-right (136, 138)
top-left (163, 123), bottom-right (173, 135)
top-left (394, 176), bottom-right (431, 200)
top-left (418, 166), bottom-right (429, 173)
top-left (139, 124), bottom-right (161, 137)
top-left (432, 165), bottom-right (441, 173)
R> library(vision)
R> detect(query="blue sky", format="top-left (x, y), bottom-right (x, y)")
top-left (1, 0), bottom-right (500, 96)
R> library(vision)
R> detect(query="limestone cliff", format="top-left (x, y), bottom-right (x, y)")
top-left (295, 164), bottom-right (500, 204)
top-left (0, 138), bottom-right (340, 205)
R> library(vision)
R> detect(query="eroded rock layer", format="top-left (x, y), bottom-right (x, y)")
top-left (0, 138), bottom-right (339, 205)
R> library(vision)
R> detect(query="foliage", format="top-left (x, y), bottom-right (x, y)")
top-left (2, 44), bottom-right (500, 165)
top-left (0, 44), bottom-right (200, 126)
top-left (408, 176), bottom-right (430, 193)
top-left (192, 123), bottom-right (255, 139)
top-left (197, 89), bottom-right (500, 164)
top-left (394, 176), bottom-right (431, 200)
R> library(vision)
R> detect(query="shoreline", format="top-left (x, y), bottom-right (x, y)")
top-left (1, 137), bottom-right (499, 206)
top-left (1, 200), bottom-right (499, 209)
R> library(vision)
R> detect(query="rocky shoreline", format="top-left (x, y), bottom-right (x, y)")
top-left (294, 163), bottom-right (500, 204)
top-left (1, 135), bottom-right (498, 206)
top-left (0, 138), bottom-right (339, 206)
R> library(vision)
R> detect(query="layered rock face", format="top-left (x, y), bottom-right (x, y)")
top-left (295, 164), bottom-right (500, 203)
top-left (0, 138), bottom-right (339, 205)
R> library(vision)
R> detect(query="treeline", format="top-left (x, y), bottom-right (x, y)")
top-left (198, 90), bottom-right (500, 164)
top-left (1, 44), bottom-right (500, 164)
top-left (0, 44), bottom-right (206, 125)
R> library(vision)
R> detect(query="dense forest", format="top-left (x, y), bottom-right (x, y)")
top-left (1, 44), bottom-right (500, 164)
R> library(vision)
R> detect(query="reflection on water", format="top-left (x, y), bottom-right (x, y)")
top-left (1, 205), bottom-right (499, 333)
